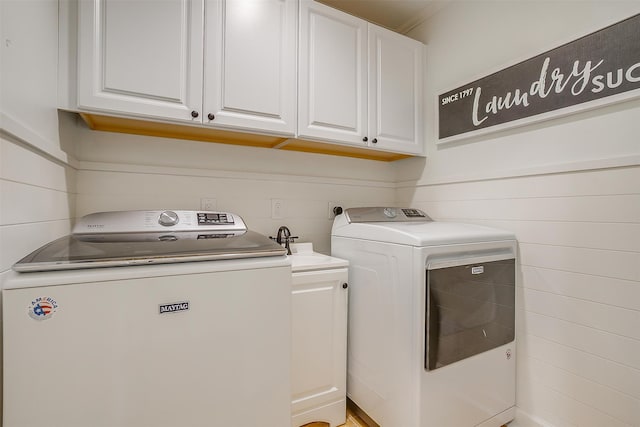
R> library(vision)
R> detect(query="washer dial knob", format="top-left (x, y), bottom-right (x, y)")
top-left (158, 210), bottom-right (179, 227)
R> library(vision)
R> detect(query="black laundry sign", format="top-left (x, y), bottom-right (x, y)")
top-left (438, 14), bottom-right (640, 141)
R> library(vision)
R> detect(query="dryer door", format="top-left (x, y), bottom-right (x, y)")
top-left (425, 257), bottom-right (515, 371)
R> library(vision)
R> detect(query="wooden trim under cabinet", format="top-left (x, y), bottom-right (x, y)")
top-left (78, 113), bottom-right (413, 162)
top-left (279, 138), bottom-right (411, 161)
top-left (79, 113), bottom-right (288, 149)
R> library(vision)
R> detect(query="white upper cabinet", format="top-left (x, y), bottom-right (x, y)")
top-left (368, 25), bottom-right (424, 155)
top-left (298, 1), bottom-right (368, 146)
top-left (77, 0), bottom-right (204, 122)
top-left (298, 1), bottom-right (424, 155)
top-left (204, 0), bottom-right (297, 134)
top-left (73, 0), bottom-right (423, 158)
top-left (77, 0), bottom-right (297, 135)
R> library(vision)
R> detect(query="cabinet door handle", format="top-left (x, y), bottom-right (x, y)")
top-left (362, 137), bottom-right (368, 142)
top-left (207, 113), bottom-right (215, 121)
top-left (191, 110), bottom-right (199, 118)
top-left (372, 138), bottom-right (378, 144)
top-left (342, 283), bottom-right (348, 289)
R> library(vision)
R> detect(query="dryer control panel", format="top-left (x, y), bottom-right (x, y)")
top-left (344, 207), bottom-right (432, 223)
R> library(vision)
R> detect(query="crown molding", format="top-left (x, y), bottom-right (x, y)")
top-left (397, 1), bottom-right (451, 35)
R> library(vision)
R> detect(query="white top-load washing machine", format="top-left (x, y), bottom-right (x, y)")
top-left (331, 207), bottom-right (517, 427)
top-left (3, 210), bottom-right (291, 427)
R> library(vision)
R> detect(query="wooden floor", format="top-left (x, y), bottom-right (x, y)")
top-left (339, 407), bottom-right (370, 427)
top-left (303, 404), bottom-right (507, 427)
top-left (301, 406), bottom-right (372, 427)
top-left (338, 411), bottom-right (507, 427)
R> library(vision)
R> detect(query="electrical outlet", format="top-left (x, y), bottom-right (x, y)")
top-left (328, 201), bottom-right (343, 219)
top-left (200, 198), bottom-right (217, 211)
top-left (271, 199), bottom-right (284, 219)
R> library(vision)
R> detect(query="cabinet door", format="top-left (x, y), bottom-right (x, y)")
top-left (368, 24), bottom-right (424, 155)
top-left (298, 1), bottom-right (367, 146)
top-left (291, 268), bottom-right (348, 424)
top-left (203, 0), bottom-right (296, 135)
top-left (77, 0), bottom-right (204, 122)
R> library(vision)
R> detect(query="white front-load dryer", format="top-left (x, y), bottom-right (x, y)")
top-left (331, 207), bottom-right (517, 427)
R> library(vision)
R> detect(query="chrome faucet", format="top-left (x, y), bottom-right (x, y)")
top-left (270, 226), bottom-right (298, 255)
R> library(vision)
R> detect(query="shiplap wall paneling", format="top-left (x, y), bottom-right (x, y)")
top-left (0, 138), bottom-right (76, 273)
top-left (75, 165), bottom-right (395, 255)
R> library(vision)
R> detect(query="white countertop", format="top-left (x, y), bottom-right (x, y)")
top-left (288, 243), bottom-right (348, 272)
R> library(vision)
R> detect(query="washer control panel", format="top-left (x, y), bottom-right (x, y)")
top-left (73, 210), bottom-right (246, 235)
top-left (197, 212), bottom-right (234, 225)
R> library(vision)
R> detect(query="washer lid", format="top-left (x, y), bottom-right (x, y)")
top-left (14, 210), bottom-right (286, 272)
top-left (13, 231), bottom-right (287, 272)
top-left (332, 208), bottom-right (515, 246)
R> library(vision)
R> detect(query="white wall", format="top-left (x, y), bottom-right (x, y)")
top-left (402, 2), bottom-right (640, 426)
top-left (1, 0), bottom-right (78, 422)
top-left (1, 0), bottom-right (76, 272)
top-left (68, 116), bottom-right (397, 255)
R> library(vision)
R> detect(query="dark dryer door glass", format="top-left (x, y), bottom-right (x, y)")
top-left (425, 258), bottom-right (515, 371)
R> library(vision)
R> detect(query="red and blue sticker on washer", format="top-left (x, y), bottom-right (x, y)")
top-left (27, 296), bottom-right (58, 321)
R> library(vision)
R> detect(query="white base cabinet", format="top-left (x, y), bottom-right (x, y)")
top-left (291, 258), bottom-right (348, 427)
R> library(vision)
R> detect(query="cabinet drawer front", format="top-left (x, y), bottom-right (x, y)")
top-left (292, 268), bottom-right (348, 286)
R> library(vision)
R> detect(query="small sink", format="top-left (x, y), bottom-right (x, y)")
top-left (289, 243), bottom-right (348, 272)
